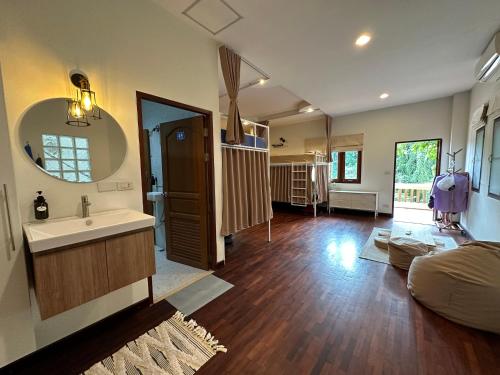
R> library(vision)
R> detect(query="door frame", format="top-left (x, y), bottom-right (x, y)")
top-left (391, 138), bottom-right (442, 216)
top-left (136, 91), bottom-right (217, 304)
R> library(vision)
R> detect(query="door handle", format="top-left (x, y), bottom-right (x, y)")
top-left (3, 184), bottom-right (16, 252)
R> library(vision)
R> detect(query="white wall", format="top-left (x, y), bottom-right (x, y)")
top-left (0, 0), bottom-right (223, 355)
top-left (449, 92), bottom-right (471, 171)
top-left (462, 80), bottom-right (500, 241)
top-left (0, 63), bottom-right (36, 366)
top-left (271, 97), bottom-right (458, 214)
top-left (270, 117), bottom-right (326, 155)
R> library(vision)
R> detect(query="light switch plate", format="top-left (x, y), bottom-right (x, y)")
top-left (97, 182), bottom-right (117, 192)
top-left (116, 181), bottom-right (134, 191)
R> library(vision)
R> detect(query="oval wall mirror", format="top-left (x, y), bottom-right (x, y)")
top-left (19, 98), bottom-right (126, 183)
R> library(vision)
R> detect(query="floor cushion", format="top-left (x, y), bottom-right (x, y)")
top-left (374, 236), bottom-right (389, 250)
top-left (388, 237), bottom-right (430, 270)
top-left (407, 241), bottom-right (500, 334)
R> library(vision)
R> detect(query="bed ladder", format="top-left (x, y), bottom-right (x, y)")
top-left (291, 163), bottom-right (307, 207)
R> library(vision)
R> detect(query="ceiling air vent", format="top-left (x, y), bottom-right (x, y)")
top-left (182, 0), bottom-right (243, 35)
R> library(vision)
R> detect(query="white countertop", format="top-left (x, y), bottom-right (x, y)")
top-left (23, 208), bottom-right (155, 253)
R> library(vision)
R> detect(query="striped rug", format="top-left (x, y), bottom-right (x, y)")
top-left (83, 311), bottom-right (226, 375)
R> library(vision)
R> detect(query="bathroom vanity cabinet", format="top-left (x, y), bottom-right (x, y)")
top-left (30, 228), bottom-right (155, 319)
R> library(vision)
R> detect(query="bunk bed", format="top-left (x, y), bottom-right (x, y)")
top-left (220, 119), bottom-right (272, 242)
top-left (270, 153), bottom-right (329, 217)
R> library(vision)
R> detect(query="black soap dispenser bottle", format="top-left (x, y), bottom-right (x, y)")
top-left (34, 191), bottom-right (49, 220)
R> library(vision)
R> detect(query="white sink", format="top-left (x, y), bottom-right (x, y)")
top-left (146, 191), bottom-right (164, 202)
top-left (23, 208), bottom-right (155, 253)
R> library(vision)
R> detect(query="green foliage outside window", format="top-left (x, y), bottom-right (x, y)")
top-left (395, 141), bottom-right (438, 183)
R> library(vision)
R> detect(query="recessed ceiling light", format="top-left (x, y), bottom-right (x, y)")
top-left (258, 78), bottom-right (267, 85)
top-left (306, 108), bottom-right (315, 113)
top-left (379, 93), bottom-right (389, 99)
top-left (242, 120), bottom-right (249, 125)
top-left (355, 33), bottom-right (371, 47)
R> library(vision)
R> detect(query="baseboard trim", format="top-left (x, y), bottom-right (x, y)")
top-left (214, 260), bottom-right (225, 270)
top-left (1, 297), bottom-right (150, 373)
top-left (378, 212), bottom-right (393, 218)
top-left (459, 224), bottom-right (475, 240)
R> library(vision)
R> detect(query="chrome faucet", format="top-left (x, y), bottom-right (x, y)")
top-left (81, 195), bottom-right (91, 218)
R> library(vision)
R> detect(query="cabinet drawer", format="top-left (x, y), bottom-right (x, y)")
top-left (106, 229), bottom-right (155, 292)
top-left (33, 242), bottom-right (109, 319)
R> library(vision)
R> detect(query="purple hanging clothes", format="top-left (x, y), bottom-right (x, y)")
top-left (431, 173), bottom-right (469, 213)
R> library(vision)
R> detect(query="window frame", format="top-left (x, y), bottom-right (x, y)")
top-left (42, 134), bottom-right (92, 183)
top-left (330, 150), bottom-right (362, 184)
top-left (488, 117), bottom-right (500, 200)
top-left (471, 126), bottom-right (485, 192)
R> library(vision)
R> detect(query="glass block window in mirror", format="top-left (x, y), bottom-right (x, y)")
top-left (42, 134), bottom-right (92, 182)
top-left (489, 118), bottom-right (500, 199)
top-left (472, 126), bottom-right (485, 192)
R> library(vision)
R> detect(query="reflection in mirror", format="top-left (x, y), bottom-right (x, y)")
top-left (19, 98), bottom-right (126, 183)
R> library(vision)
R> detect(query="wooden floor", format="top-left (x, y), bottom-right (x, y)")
top-left (6, 210), bottom-right (500, 374)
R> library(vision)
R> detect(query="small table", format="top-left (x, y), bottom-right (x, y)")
top-left (390, 224), bottom-right (436, 247)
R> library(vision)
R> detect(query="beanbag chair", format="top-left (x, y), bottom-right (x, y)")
top-left (388, 237), bottom-right (430, 270)
top-left (407, 241), bottom-right (500, 334)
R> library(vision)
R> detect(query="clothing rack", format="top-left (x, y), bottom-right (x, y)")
top-left (221, 119), bottom-right (271, 242)
top-left (433, 148), bottom-right (468, 235)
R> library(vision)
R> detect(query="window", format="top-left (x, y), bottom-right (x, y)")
top-left (489, 118), bottom-right (500, 199)
top-left (471, 126), bottom-right (485, 192)
top-left (42, 134), bottom-right (92, 182)
top-left (330, 150), bottom-right (362, 183)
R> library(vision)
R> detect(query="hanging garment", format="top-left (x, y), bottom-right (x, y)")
top-left (431, 173), bottom-right (469, 213)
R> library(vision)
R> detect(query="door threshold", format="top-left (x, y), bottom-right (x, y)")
top-left (152, 270), bottom-right (214, 303)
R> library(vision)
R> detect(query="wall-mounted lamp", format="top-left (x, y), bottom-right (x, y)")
top-left (66, 72), bottom-right (101, 127)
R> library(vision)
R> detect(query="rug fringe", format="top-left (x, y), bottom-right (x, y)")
top-left (172, 311), bottom-right (228, 353)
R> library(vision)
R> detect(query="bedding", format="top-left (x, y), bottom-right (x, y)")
top-left (221, 129), bottom-right (266, 148)
top-left (270, 154), bottom-right (325, 163)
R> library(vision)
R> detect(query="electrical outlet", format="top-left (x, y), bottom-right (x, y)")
top-left (116, 181), bottom-right (134, 191)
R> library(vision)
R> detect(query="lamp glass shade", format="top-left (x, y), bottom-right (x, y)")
top-left (80, 89), bottom-right (93, 111)
top-left (69, 100), bottom-right (83, 118)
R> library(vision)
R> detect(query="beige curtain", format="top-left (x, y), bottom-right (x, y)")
top-left (332, 133), bottom-right (364, 151)
top-left (315, 165), bottom-right (329, 202)
top-left (219, 46), bottom-right (244, 144)
top-left (221, 148), bottom-right (272, 236)
top-left (270, 165), bottom-right (291, 202)
top-left (325, 116), bottom-right (333, 162)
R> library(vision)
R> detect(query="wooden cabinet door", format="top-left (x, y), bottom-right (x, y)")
top-left (105, 229), bottom-right (155, 292)
top-left (33, 242), bottom-right (109, 319)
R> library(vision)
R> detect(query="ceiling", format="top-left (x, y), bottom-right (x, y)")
top-left (155, 0), bottom-right (500, 117)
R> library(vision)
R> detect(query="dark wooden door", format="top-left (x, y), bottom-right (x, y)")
top-left (160, 116), bottom-right (209, 270)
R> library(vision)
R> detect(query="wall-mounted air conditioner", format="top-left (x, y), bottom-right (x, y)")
top-left (475, 32), bottom-right (500, 83)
